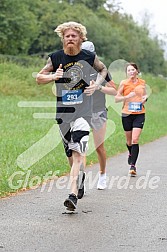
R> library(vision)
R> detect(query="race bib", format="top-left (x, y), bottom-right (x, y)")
top-left (62, 89), bottom-right (83, 105)
top-left (128, 102), bottom-right (142, 112)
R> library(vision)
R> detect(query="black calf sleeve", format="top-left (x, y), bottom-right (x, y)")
top-left (131, 144), bottom-right (139, 166)
top-left (126, 144), bottom-right (132, 154)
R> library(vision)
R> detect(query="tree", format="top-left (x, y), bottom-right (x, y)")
top-left (0, 0), bottom-right (39, 54)
top-left (0, 0), bottom-right (166, 75)
top-left (61, 0), bottom-right (106, 10)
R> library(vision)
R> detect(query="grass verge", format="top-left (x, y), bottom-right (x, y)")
top-left (0, 61), bottom-right (167, 197)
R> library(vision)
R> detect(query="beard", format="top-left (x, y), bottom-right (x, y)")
top-left (63, 43), bottom-right (81, 56)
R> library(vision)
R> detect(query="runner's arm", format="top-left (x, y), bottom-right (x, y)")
top-left (99, 80), bottom-right (117, 96)
top-left (115, 81), bottom-right (135, 103)
top-left (93, 55), bottom-right (107, 87)
top-left (36, 58), bottom-right (63, 84)
top-left (142, 84), bottom-right (148, 104)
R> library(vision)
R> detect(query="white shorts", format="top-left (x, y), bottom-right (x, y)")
top-left (59, 117), bottom-right (90, 157)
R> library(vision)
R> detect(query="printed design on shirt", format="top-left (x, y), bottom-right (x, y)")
top-left (63, 62), bottom-right (84, 90)
top-left (65, 66), bottom-right (83, 85)
top-left (61, 61), bottom-right (88, 105)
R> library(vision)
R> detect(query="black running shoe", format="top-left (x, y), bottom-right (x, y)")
top-left (77, 172), bottom-right (85, 199)
top-left (128, 154), bottom-right (132, 165)
top-left (64, 193), bottom-right (77, 211)
top-left (129, 165), bottom-right (137, 176)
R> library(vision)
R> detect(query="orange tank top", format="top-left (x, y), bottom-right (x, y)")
top-left (122, 78), bottom-right (146, 114)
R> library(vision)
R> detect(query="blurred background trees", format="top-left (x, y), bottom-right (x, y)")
top-left (0, 0), bottom-right (167, 76)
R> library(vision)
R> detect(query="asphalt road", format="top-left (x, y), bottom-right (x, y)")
top-left (0, 136), bottom-right (167, 252)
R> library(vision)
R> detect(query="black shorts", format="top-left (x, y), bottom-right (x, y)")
top-left (122, 113), bottom-right (145, 131)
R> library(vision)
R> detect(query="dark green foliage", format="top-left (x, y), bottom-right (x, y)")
top-left (0, 0), bottom-right (167, 76)
top-left (0, 0), bottom-right (40, 54)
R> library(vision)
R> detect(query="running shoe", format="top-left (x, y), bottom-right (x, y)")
top-left (64, 193), bottom-right (77, 211)
top-left (97, 173), bottom-right (107, 190)
top-left (77, 172), bottom-right (86, 199)
top-left (129, 165), bottom-right (137, 176)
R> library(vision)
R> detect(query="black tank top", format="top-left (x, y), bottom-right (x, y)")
top-left (50, 49), bottom-right (95, 123)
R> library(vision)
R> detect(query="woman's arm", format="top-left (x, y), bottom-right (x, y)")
top-left (115, 81), bottom-right (135, 103)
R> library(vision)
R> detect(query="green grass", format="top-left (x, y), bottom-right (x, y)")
top-left (0, 61), bottom-right (167, 197)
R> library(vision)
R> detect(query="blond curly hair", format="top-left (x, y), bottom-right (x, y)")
top-left (54, 21), bottom-right (87, 41)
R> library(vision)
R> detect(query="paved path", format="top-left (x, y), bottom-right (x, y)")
top-left (0, 136), bottom-right (167, 252)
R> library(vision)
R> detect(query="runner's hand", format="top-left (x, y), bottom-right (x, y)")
top-left (52, 64), bottom-right (63, 81)
top-left (126, 91), bottom-right (136, 99)
top-left (84, 80), bottom-right (96, 96)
